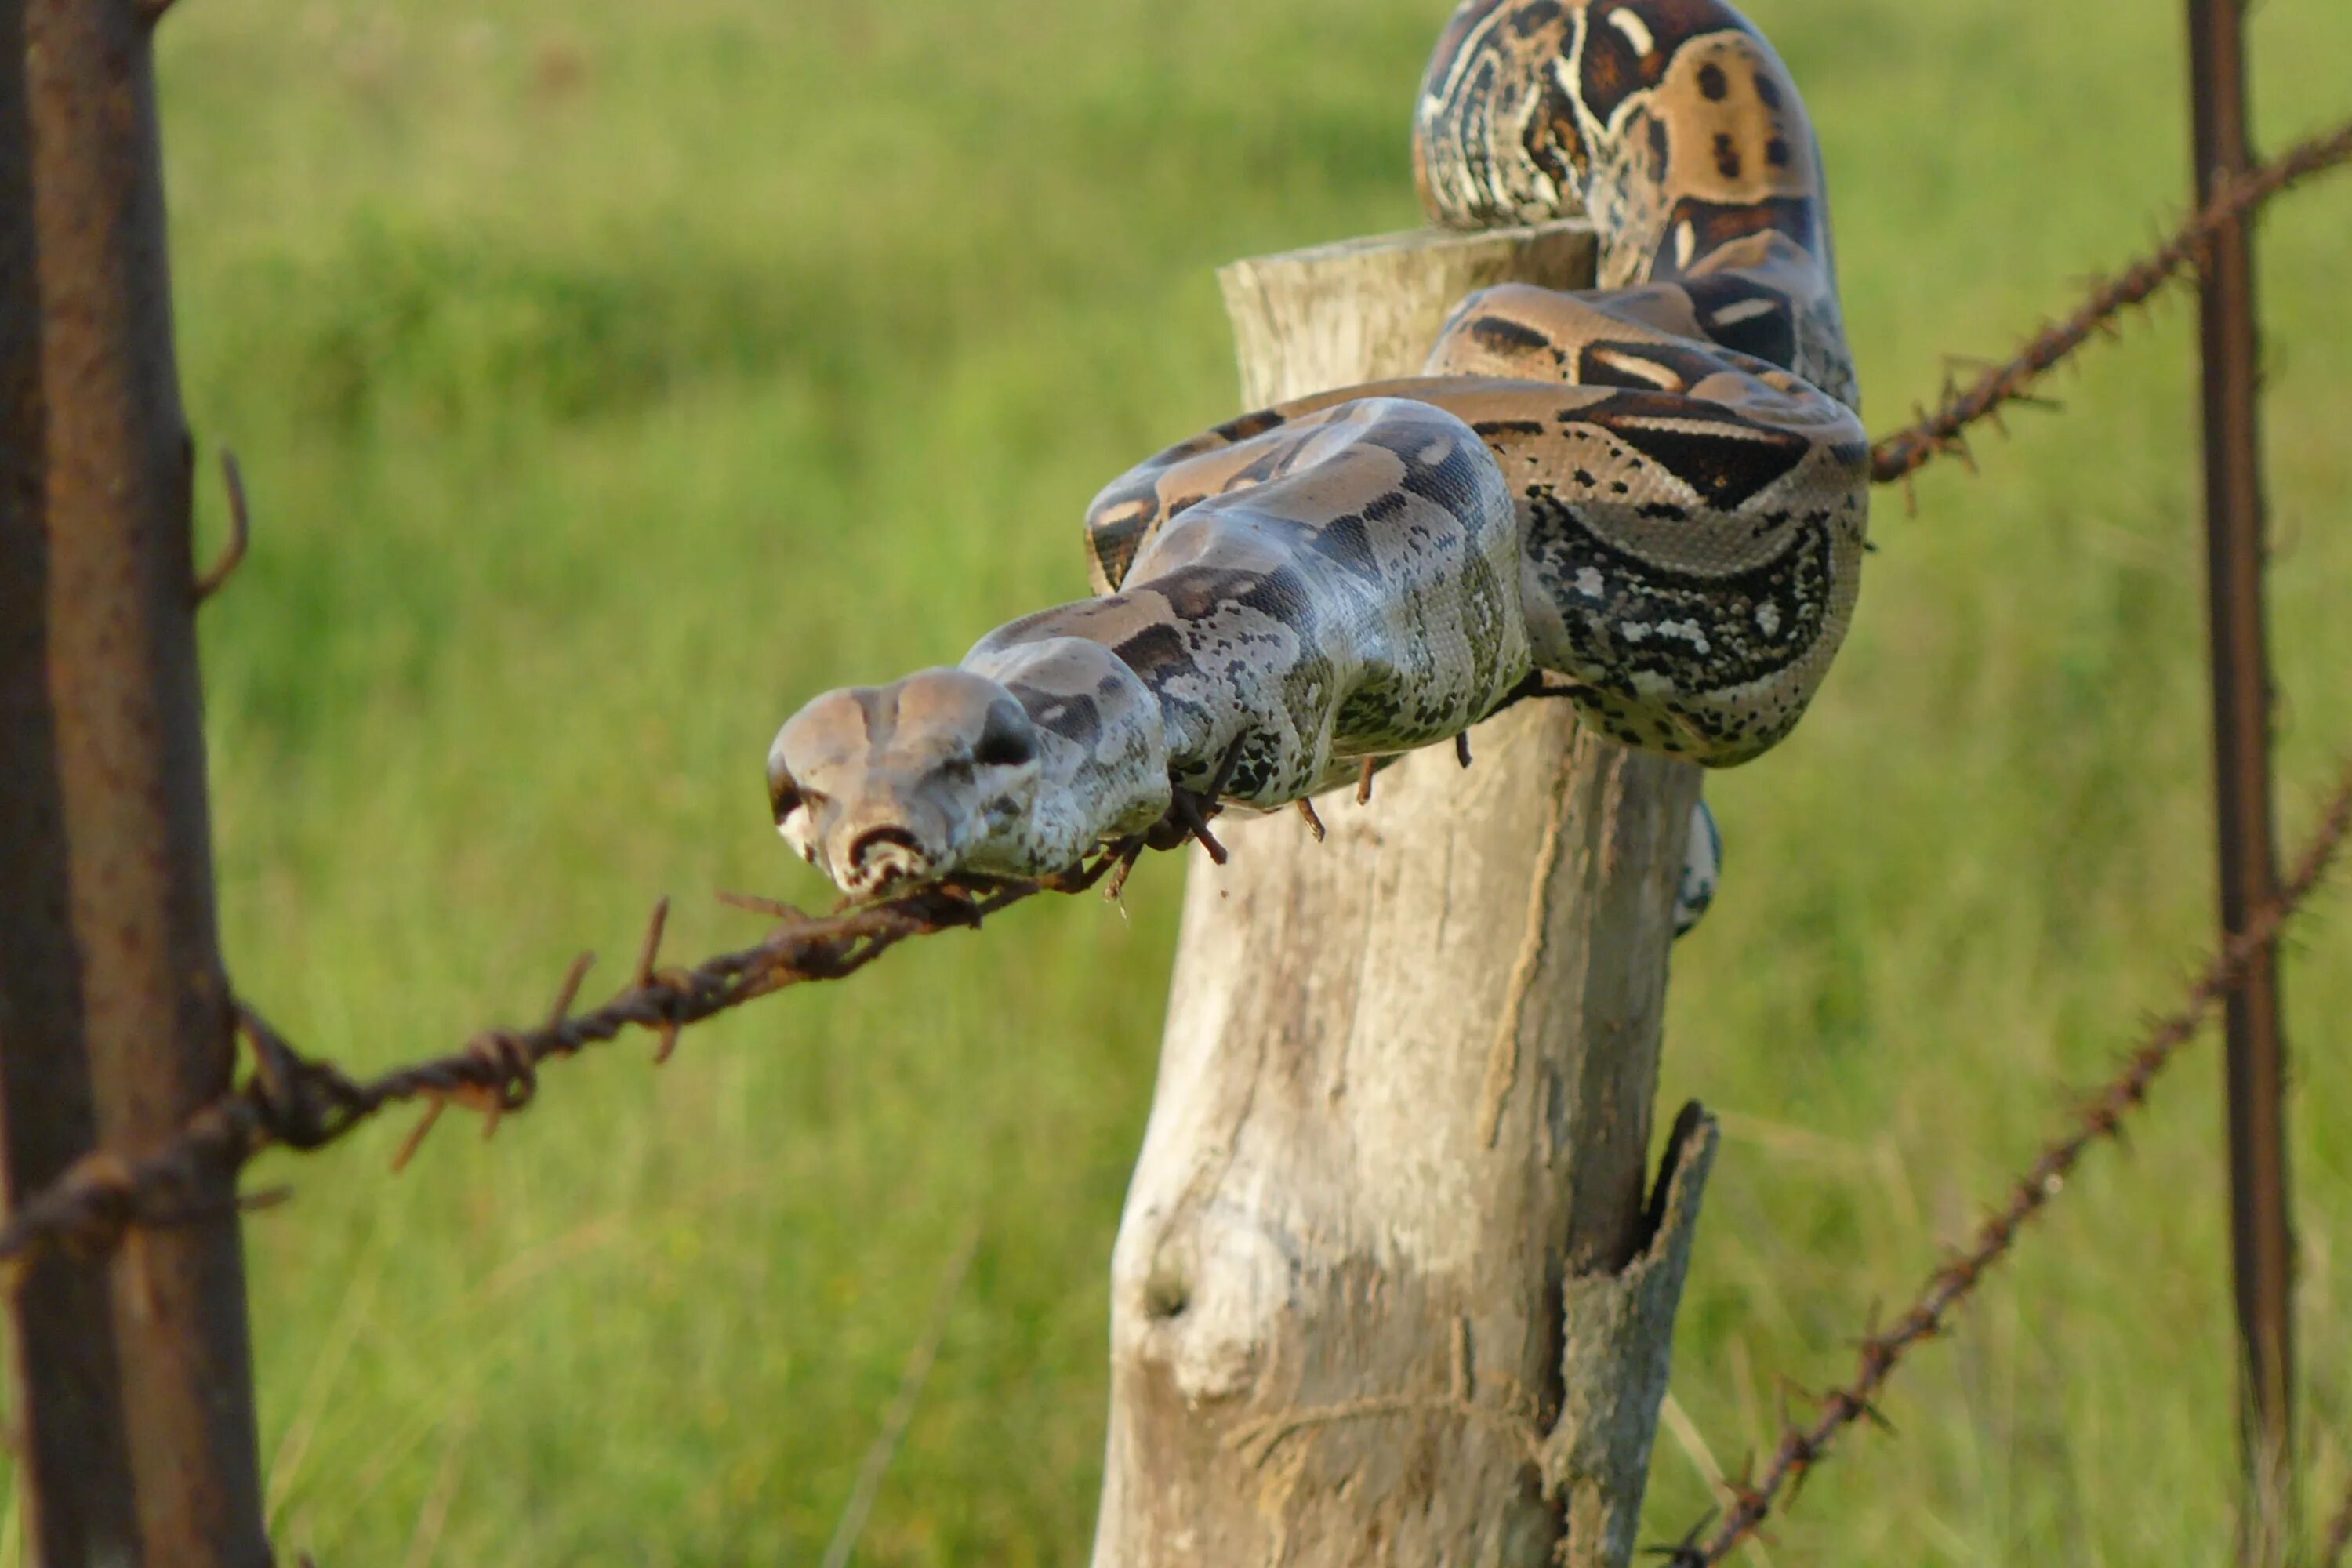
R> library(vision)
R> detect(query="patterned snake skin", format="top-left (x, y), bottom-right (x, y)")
top-left (768, 0), bottom-right (1868, 898)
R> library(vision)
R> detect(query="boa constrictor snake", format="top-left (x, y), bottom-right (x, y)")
top-left (767, 0), bottom-right (1867, 906)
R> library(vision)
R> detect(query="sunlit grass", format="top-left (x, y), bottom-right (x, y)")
top-left (93, 0), bottom-right (2352, 1559)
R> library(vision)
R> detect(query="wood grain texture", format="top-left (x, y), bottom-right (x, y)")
top-left (1091, 220), bottom-right (1714, 1566)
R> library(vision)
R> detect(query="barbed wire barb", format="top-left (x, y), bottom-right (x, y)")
top-left (1666, 753), bottom-right (2352, 1566)
top-left (193, 448), bottom-right (251, 604)
top-left (0, 834), bottom-right (1171, 1269)
top-left (1869, 117), bottom-right (2352, 485)
top-left (633, 898), bottom-right (686, 1065)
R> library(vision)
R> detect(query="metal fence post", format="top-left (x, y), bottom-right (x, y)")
top-left (0, 2), bottom-right (271, 1563)
top-left (2183, 2), bottom-right (2297, 1562)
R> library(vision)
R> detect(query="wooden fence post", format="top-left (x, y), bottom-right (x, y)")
top-left (1090, 223), bottom-right (1719, 1567)
top-left (0, 4), bottom-right (271, 1563)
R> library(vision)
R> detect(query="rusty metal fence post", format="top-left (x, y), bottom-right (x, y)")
top-left (0, 3), bottom-right (271, 1563)
top-left (2183, 2), bottom-right (2296, 1563)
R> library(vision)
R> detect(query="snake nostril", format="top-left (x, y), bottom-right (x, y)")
top-left (847, 825), bottom-right (926, 871)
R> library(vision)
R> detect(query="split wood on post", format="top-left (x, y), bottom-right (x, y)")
top-left (1088, 220), bottom-right (1713, 1568)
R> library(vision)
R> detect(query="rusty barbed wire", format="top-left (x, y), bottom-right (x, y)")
top-left (1663, 753), bottom-right (2352, 1567)
top-left (1868, 116), bottom-right (2352, 491)
top-left (0, 840), bottom-right (1166, 1274)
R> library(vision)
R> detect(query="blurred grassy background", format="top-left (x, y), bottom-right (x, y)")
top-left (53, 0), bottom-right (2350, 1559)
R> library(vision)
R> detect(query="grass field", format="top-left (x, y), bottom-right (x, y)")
top-left (48, 0), bottom-right (2352, 1559)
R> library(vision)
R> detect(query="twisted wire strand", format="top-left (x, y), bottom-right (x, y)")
top-left (0, 850), bottom-right (1141, 1272)
top-left (1663, 756), bottom-right (2352, 1566)
top-left (1867, 118), bottom-right (2352, 488)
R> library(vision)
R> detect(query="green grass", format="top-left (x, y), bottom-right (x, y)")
top-left (50, 0), bottom-right (2352, 1559)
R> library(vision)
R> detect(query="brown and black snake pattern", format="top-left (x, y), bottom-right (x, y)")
top-left (768, 0), bottom-right (1868, 897)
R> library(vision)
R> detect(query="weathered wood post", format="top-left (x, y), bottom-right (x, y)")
top-left (1091, 223), bottom-right (1719, 1566)
top-left (0, 4), bottom-right (271, 1563)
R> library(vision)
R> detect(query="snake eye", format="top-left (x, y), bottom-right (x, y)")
top-left (768, 771), bottom-right (804, 825)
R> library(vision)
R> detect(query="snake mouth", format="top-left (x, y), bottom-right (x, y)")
top-left (844, 825), bottom-right (934, 893)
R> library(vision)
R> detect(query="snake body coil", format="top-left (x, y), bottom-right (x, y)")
top-left (768, 0), bottom-right (1868, 898)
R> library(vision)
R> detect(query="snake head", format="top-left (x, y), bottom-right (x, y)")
top-left (766, 668), bottom-right (1044, 897)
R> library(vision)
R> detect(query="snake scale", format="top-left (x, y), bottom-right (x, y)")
top-left (767, 0), bottom-right (1868, 899)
